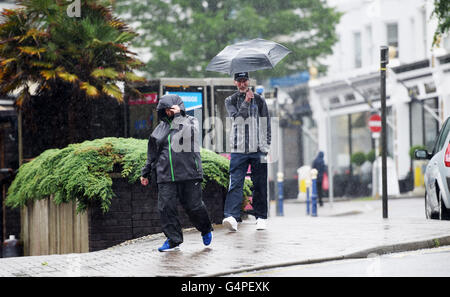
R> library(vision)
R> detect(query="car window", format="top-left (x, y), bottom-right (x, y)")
top-left (433, 117), bottom-right (450, 154)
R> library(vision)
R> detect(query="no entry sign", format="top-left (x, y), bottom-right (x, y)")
top-left (368, 114), bottom-right (382, 133)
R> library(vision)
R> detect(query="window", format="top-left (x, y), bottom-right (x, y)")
top-left (345, 93), bottom-right (356, 102)
top-left (407, 85), bottom-right (419, 98)
top-left (329, 96), bottom-right (340, 105)
top-left (365, 25), bottom-right (373, 65)
top-left (387, 23), bottom-right (399, 58)
top-left (424, 82), bottom-right (436, 94)
top-left (354, 32), bottom-right (362, 68)
top-left (424, 98), bottom-right (439, 151)
top-left (411, 98), bottom-right (439, 152)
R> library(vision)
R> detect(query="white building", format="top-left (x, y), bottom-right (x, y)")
top-left (309, 0), bottom-right (450, 195)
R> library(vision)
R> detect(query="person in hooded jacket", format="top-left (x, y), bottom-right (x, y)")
top-left (312, 151), bottom-right (326, 207)
top-left (140, 94), bottom-right (213, 252)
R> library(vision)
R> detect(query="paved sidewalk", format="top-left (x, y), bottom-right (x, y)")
top-left (1, 197), bottom-right (450, 277)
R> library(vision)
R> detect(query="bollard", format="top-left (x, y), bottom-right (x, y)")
top-left (311, 169), bottom-right (318, 217)
top-left (305, 174), bottom-right (311, 215)
top-left (306, 187), bottom-right (310, 215)
top-left (277, 172), bottom-right (284, 216)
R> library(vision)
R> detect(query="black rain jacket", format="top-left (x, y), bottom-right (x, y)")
top-left (141, 94), bottom-right (203, 184)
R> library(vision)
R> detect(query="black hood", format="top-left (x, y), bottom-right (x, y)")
top-left (157, 94), bottom-right (186, 120)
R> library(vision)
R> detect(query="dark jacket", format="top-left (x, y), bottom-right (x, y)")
top-left (312, 151), bottom-right (325, 181)
top-left (225, 91), bottom-right (271, 154)
top-left (141, 94), bottom-right (203, 184)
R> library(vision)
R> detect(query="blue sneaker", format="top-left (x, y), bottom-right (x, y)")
top-left (202, 232), bottom-right (213, 246)
top-left (158, 239), bottom-right (180, 252)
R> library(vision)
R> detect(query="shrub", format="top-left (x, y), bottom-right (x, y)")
top-left (6, 137), bottom-right (252, 213)
top-left (350, 152), bottom-right (366, 166)
top-left (366, 150), bottom-right (376, 163)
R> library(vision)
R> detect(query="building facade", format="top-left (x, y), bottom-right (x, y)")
top-left (309, 0), bottom-right (450, 195)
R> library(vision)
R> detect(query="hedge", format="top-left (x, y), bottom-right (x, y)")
top-left (6, 137), bottom-right (252, 213)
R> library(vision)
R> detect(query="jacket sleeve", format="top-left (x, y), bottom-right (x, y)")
top-left (257, 97), bottom-right (271, 154)
top-left (261, 98), bottom-right (271, 147)
top-left (141, 136), bottom-right (158, 180)
top-left (225, 95), bottom-right (250, 119)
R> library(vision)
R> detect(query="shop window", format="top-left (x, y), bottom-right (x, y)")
top-left (411, 100), bottom-right (424, 146)
top-left (330, 115), bottom-right (350, 172)
top-left (411, 98), bottom-right (439, 151)
top-left (424, 98), bottom-right (439, 150)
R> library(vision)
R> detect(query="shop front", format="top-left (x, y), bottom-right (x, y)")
top-left (309, 54), bottom-right (450, 197)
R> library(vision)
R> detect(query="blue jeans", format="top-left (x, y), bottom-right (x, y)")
top-left (224, 152), bottom-right (268, 220)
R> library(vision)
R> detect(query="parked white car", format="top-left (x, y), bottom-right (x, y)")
top-left (415, 117), bottom-right (450, 220)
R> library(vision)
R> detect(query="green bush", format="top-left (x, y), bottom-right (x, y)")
top-left (366, 150), bottom-right (376, 163)
top-left (351, 152), bottom-right (366, 166)
top-left (6, 137), bottom-right (252, 213)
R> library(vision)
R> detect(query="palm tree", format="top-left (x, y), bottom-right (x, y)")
top-left (0, 0), bottom-right (145, 156)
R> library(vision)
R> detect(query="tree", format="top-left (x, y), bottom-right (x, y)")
top-left (432, 0), bottom-right (450, 46)
top-left (114, 0), bottom-right (341, 81)
top-left (0, 0), bottom-right (145, 155)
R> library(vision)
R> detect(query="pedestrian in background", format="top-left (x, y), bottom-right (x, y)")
top-left (141, 94), bottom-right (213, 252)
top-left (222, 72), bottom-right (271, 232)
top-left (312, 151), bottom-right (326, 206)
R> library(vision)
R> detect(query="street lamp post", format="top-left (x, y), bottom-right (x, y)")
top-left (380, 46), bottom-right (389, 219)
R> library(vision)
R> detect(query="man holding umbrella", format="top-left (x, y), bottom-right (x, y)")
top-left (222, 72), bottom-right (271, 232)
top-left (206, 38), bottom-right (290, 232)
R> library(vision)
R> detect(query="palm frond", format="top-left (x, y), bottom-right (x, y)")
top-left (57, 71), bottom-right (79, 83)
top-left (91, 67), bottom-right (118, 79)
top-left (30, 60), bottom-right (53, 68)
top-left (40, 69), bottom-right (57, 80)
top-left (122, 72), bottom-right (146, 83)
top-left (102, 83), bottom-right (122, 102)
top-left (1, 58), bottom-right (17, 66)
top-left (80, 81), bottom-right (100, 97)
top-left (18, 46), bottom-right (46, 57)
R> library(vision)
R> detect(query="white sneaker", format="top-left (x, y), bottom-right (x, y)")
top-left (256, 218), bottom-right (267, 230)
top-left (222, 216), bottom-right (238, 232)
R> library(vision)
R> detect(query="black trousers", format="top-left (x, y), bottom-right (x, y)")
top-left (157, 180), bottom-right (213, 246)
top-left (317, 178), bottom-right (323, 205)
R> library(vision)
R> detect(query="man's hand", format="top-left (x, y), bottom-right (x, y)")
top-left (170, 105), bottom-right (181, 114)
top-left (140, 176), bottom-right (149, 186)
top-left (245, 89), bottom-right (254, 103)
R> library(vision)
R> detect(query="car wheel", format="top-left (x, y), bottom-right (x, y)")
top-left (438, 190), bottom-right (450, 220)
top-left (425, 191), bottom-right (438, 219)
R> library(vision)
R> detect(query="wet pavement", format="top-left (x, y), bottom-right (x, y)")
top-left (1, 196), bottom-right (450, 277)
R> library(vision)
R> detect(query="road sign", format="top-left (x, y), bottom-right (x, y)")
top-left (368, 114), bottom-right (382, 133)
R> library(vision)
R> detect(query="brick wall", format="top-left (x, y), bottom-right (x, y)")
top-left (88, 178), bottom-right (226, 252)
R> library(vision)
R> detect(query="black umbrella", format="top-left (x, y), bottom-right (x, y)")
top-left (206, 38), bottom-right (291, 75)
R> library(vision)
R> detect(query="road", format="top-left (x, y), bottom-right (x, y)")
top-left (230, 197), bottom-right (450, 277)
top-left (232, 245), bottom-right (450, 277)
